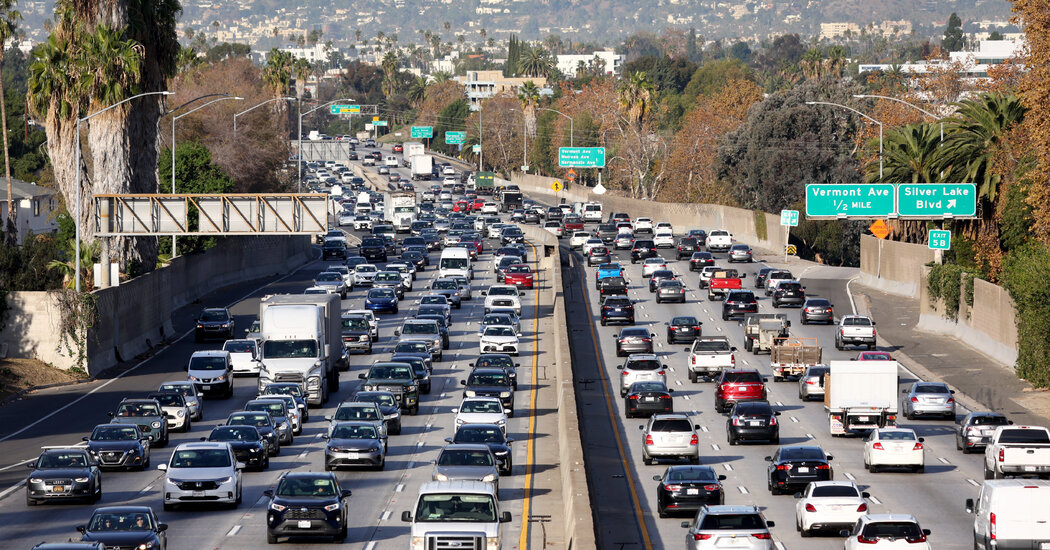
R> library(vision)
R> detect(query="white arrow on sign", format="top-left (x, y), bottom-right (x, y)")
top-left (947, 199), bottom-right (957, 208)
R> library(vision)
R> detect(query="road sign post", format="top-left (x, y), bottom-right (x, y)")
top-left (558, 147), bottom-right (606, 168)
top-left (805, 184), bottom-right (896, 219)
top-left (897, 183), bottom-right (977, 218)
top-left (780, 210), bottom-right (799, 262)
top-left (551, 180), bottom-right (563, 193)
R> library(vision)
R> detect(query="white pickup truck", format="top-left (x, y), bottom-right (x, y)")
top-left (685, 336), bottom-right (736, 382)
top-left (984, 425), bottom-right (1050, 479)
top-left (834, 315), bottom-right (877, 350)
top-left (706, 230), bottom-right (733, 252)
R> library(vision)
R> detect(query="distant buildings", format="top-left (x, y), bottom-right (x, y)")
top-left (555, 50), bottom-right (624, 77)
top-left (457, 70), bottom-right (548, 111)
top-left (857, 39), bottom-right (1024, 80)
top-left (820, 20), bottom-right (913, 40)
top-left (0, 179), bottom-right (60, 245)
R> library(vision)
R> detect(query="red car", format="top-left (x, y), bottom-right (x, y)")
top-left (453, 200), bottom-right (471, 213)
top-left (857, 351), bottom-right (894, 361)
top-left (462, 236), bottom-right (484, 256)
top-left (714, 369), bottom-right (767, 413)
top-left (502, 264), bottom-right (535, 289)
top-left (392, 143), bottom-right (404, 152)
top-left (563, 216), bottom-right (585, 231)
top-left (472, 198), bottom-right (486, 210)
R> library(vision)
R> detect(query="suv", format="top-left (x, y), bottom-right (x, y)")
top-left (681, 505), bottom-right (775, 550)
top-left (461, 367), bottom-right (515, 417)
top-left (159, 441), bottom-right (242, 510)
top-left (726, 401), bottom-right (780, 445)
top-left (341, 313), bottom-right (373, 354)
top-left (359, 362), bottom-right (420, 415)
top-left (641, 413), bottom-right (701, 465)
top-left (598, 276), bottom-right (629, 297)
top-left (322, 239), bottom-right (347, 260)
top-left (772, 281), bottom-right (806, 308)
top-left (195, 307), bottom-right (234, 342)
top-left (619, 354), bottom-right (667, 397)
top-left (631, 239), bottom-right (657, 263)
top-left (359, 237), bottom-right (388, 262)
top-left (601, 295), bottom-right (635, 325)
top-left (265, 472), bottom-right (351, 544)
top-left (843, 514), bottom-right (931, 549)
top-left (676, 237), bottom-right (700, 259)
top-left (244, 399), bottom-right (296, 443)
top-left (722, 290), bottom-right (758, 321)
top-left (186, 350), bottom-right (234, 399)
top-left (109, 398), bottom-right (169, 447)
top-left (714, 369), bottom-right (768, 413)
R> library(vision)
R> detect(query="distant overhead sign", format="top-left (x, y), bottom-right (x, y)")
top-left (411, 126), bottom-right (434, 139)
top-left (445, 131), bottom-right (466, 145)
top-left (897, 183), bottom-right (976, 219)
top-left (330, 104), bottom-right (361, 114)
top-left (558, 147), bottom-right (606, 168)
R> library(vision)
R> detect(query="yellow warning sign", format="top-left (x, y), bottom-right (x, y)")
top-left (551, 180), bottom-right (563, 192)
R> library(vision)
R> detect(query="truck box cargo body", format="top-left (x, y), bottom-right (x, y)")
top-left (411, 154), bottom-right (433, 181)
top-left (402, 142), bottom-right (424, 166)
top-left (824, 360), bottom-right (898, 435)
top-left (966, 480), bottom-right (1050, 550)
top-left (256, 294), bottom-right (344, 406)
top-left (770, 337), bottom-right (821, 380)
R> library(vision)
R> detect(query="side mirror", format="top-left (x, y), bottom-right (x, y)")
top-left (263, 489), bottom-right (273, 497)
top-left (236, 462), bottom-right (246, 470)
top-left (501, 511), bottom-right (513, 523)
top-left (515, 363), bottom-right (521, 368)
top-left (950, 390), bottom-right (956, 394)
top-left (652, 475), bottom-right (662, 481)
top-left (766, 521), bottom-right (774, 528)
top-left (965, 498), bottom-right (975, 513)
top-left (359, 374), bottom-right (367, 379)
top-left (826, 455), bottom-right (834, 461)
top-left (862, 492), bottom-right (871, 499)
top-left (401, 511), bottom-right (413, 522)
top-left (460, 380), bottom-right (466, 385)
top-left (444, 437), bottom-right (453, 443)
top-left (901, 389), bottom-right (908, 394)
top-left (342, 489), bottom-right (353, 498)
top-left (668, 389), bottom-right (674, 393)
top-left (683, 348), bottom-right (691, 353)
top-left (321, 435), bottom-right (329, 440)
top-left (199, 437), bottom-right (207, 441)
top-left (107, 412), bottom-right (115, 417)
top-left (764, 456), bottom-right (773, 461)
top-left (793, 492), bottom-right (802, 499)
top-left (394, 330), bottom-right (400, 336)
top-left (740, 273), bottom-right (747, 278)
top-left (157, 464), bottom-right (167, 471)
top-left (681, 521), bottom-right (691, 529)
top-left (26, 462), bottom-right (35, 469)
top-left (730, 347), bottom-right (737, 352)
top-left (638, 425), bottom-right (644, 431)
top-left (839, 530), bottom-right (851, 537)
top-left (324, 415), bottom-right (333, 421)
top-left (922, 529), bottom-right (931, 536)
top-left (82, 436), bottom-right (89, 441)
top-left (774, 412), bottom-right (782, 416)
top-left (918, 437), bottom-right (925, 443)
top-left (786, 320), bottom-right (792, 327)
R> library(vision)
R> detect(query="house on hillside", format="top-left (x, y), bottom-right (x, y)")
top-left (0, 179), bottom-right (60, 245)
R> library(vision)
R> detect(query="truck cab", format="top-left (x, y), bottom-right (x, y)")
top-left (402, 481), bottom-right (511, 549)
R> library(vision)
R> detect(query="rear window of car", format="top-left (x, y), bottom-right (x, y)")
top-left (621, 328), bottom-right (650, 338)
top-left (998, 429), bottom-right (1050, 443)
top-left (699, 513), bottom-right (765, 530)
top-left (693, 340), bottom-right (730, 352)
top-left (733, 403), bottom-right (772, 415)
top-left (914, 384), bottom-right (950, 393)
top-left (811, 485), bottom-right (860, 498)
top-left (650, 419), bottom-right (693, 432)
top-left (780, 447), bottom-right (826, 460)
top-left (671, 316), bottom-right (698, 325)
top-left (861, 522), bottom-right (922, 539)
top-left (634, 240), bottom-right (655, 247)
top-left (806, 299), bottom-right (831, 306)
top-left (626, 359), bottom-right (661, 371)
top-left (722, 371), bottom-right (762, 383)
top-left (779, 283), bottom-right (803, 292)
top-left (970, 415), bottom-right (1009, 426)
top-left (843, 317), bottom-right (873, 326)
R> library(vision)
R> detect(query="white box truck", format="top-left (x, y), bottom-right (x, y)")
top-left (403, 142), bottom-right (424, 166)
top-left (390, 191), bottom-right (417, 233)
top-left (411, 154), bottom-right (433, 181)
top-left (966, 479), bottom-right (1050, 550)
top-left (823, 360), bottom-right (899, 435)
top-left (256, 294), bottom-right (344, 407)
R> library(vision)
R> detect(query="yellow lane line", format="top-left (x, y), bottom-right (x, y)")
top-left (518, 240), bottom-right (541, 549)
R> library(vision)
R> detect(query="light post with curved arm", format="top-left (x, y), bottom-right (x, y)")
top-left (537, 107), bottom-right (573, 147)
top-left (806, 101), bottom-right (883, 180)
top-left (234, 96), bottom-right (296, 137)
top-left (853, 94), bottom-right (943, 142)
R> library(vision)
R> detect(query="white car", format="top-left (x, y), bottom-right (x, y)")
top-left (338, 211), bottom-right (355, 226)
top-left (223, 339), bottom-right (261, 375)
top-left (353, 215), bottom-right (373, 230)
top-left (479, 325), bottom-right (520, 356)
top-left (482, 202), bottom-right (499, 214)
top-left (653, 230), bottom-right (674, 248)
top-left (151, 391), bottom-right (192, 432)
top-left (863, 428), bottom-right (925, 473)
top-left (569, 231), bottom-right (592, 249)
top-left (443, 165), bottom-right (456, 176)
top-left (581, 238), bottom-right (605, 256)
top-left (641, 257), bottom-right (668, 277)
top-left (303, 286), bottom-right (332, 295)
top-left (794, 480), bottom-right (870, 537)
top-left (483, 285), bottom-right (523, 316)
top-left (348, 309), bottom-right (379, 341)
top-left (353, 264), bottom-right (379, 286)
top-left (655, 221), bottom-right (673, 233)
top-left (443, 176), bottom-right (457, 186)
top-left (634, 217), bottom-right (653, 233)
top-left (843, 514), bottom-right (931, 549)
top-left (487, 223), bottom-right (509, 239)
top-left (159, 442), bottom-right (242, 510)
top-left (543, 221), bottom-right (563, 237)
top-left (453, 397), bottom-right (509, 433)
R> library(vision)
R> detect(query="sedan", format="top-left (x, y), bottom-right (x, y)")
top-left (794, 481), bottom-right (870, 537)
top-left (641, 257), bottom-right (668, 277)
top-left (647, 269), bottom-right (677, 293)
top-left (666, 316), bottom-right (701, 344)
top-left (432, 444), bottom-right (500, 489)
top-left (624, 381), bottom-right (674, 418)
top-left (613, 233), bottom-right (635, 250)
top-left (479, 325), bottom-right (520, 356)
top-left (453, 397), bottom-right (508, 433)
top-left (652, 465), bottom-right (725, 518)
top-left (655, 280), bottom-right (687, 303)
top-left (582, 238), bottom-right (605, 256)
top-left (324, 421), bottom-right (385, 470)
top-left (616, 327), bottom-right (655, 357)
top-left (797, 365), bottom-right (829, 402)
top-left (800, 298), bottom-right (834, 324)
top-left (727, 401), bottom-right (780, 445)
top-left (447, 423), bottom-right (514, 475)
top-left (543, 221), bottom-right (563, 237)
top-left (766, 445), bottom-right (833, 494)
top-left (901, 381), bottom-right (956, 420)
top-left (502, 264), bottom-right (535, 289)
top-left (587, 246), bottom-right (612, 266)
top-left (728, 243), bottom-right (754, 262)
top-left (955, 411), bottom-right (1011, 453)
top-left (863, 428), bottom-right (925, 473)
top-left (689, 251), bottom-right (715, 271)
top-left (365, 288), bottom-right (399, 313)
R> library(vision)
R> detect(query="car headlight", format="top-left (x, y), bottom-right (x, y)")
top-left (434, 473), bottom-right (449, 481)
top-left (369, 446), bottom-right (381, 452)
top-left (482, 474), bottom-right (496, 482)
top-left (75, 476), bottom-right (89, 483)
top-left (500, 392), bottom-right (511, 398)
top-left (166, 477), bottom-right (179, 485)
top-left (29, 478), bottom-right (42, 483)
top-left (270, 502), bottom-right (287, 512)
top-left (496, 419), bottom-right (506, 426)
top-left (189, 376), bottom-right (201, 382)
top-left (412, 536), bottom-right (426, 550)
top-left (151, 421), bottom-right (162, 429)
top-left (176, 410), bottom-right (185, 417)
top-left (465, 390), bottom-right (476, 397)
top-left (136, 542), bottom-right (155, 550)
top-left (214, 374), bottom-right (227, 382)
top-left (249, 447), bottom-right (259, 453)
top-left (324, 502), bottom-right (341, 512)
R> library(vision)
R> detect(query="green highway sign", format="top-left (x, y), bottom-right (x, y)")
top-left (559, 147), bottom-right (606, 168)
top-left (329, 104), bottom-right (361, 114)
top-left (805, 184), bottom-right (896, 219)
top-left (472, 144), bottom-right (482, 153)
top-left (445, 131), bottom-right (466, 145)
top-left (411, 126), bottom-right (433, 139)
top-left (373, 120), bottom-right (388, 126)
top-left (780, 209), bottom-right (799, 227)
top-left (928, 229), bottom-right (951, 250)
top-left (897, 183), bottom-right (977, 218)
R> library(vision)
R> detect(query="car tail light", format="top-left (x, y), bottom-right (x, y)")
top-left (658, 370), bottom-right (665, 375)
top-left (703, 484), bottom-right (721, 491)
top-left (628, 395), bottom-right (640, 400)
top-left (999, 448), bottom-right (1005, 462)
top-left (805, 503), bottom-right (817, 512)
top-left (732, 418), bottom-right (740, 426)
top-left (693, 534), bottom-right (713, 541)
top-left (913, 442), bottom-right (924, 450)
top-left (769, 416), bottom-right (777, 426)
top-left (990, 512), bottom-right (997, 539)
top-left (872, 442), bottom-right (884, 450)
top-left (691, 357), bottom-right (696, 365)
top-left (911, 397), bottom-right (919, 402)
top-left (947, 397), bottom-right (955, 403)
top-left (806, 379), bottom-right (817, 385)
top-left (645, 435), bottom-right (654, 445)
top-left (751, 533), bottom-right (771, 540)
top-left (775, 464), bottom-right (791, 470)
top-left (907, 532), bottom-right (928, 543)
top-left (857, 534), bottom-right (879, 544)
top-left (857, 503), bottom-right (868, 512)
top-left (816, 464), bottom-right (830, 470)
top-left (689, 434), bottom-right (699, 446)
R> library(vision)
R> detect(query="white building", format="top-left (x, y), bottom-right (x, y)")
top-left (279, 43), bottom-right (333, 64)
top-left (555, 50), bottom-right (624, 78)
top-left (0, 179), bottom-right (60, 245)
top-left (857, 39), bottom-right (1024, 80)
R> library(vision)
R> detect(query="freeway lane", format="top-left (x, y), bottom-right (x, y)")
top-left (562, 231), bottom-right (983, 549)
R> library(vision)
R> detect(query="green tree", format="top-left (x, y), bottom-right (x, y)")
top-left (518, 45), bottom-right (553, 78)
top-left (0, 0), bottom-right (19, 239)
top-left (942, 13), bottom-right (965, 52)
top-left (158, 140), bottom-right (235, 254)
top-left (293, 57), bottom-right (310, 101)
top-left (869, 123), bottom-right (945, 183)
top-left (381, 51), bottom-right (400, 98)
top-left (617, 71), bottom-right (655, 127)
top-left (517, 80), bottom-right (540, 138)
top-left (434, 99), bottom-right (469, 155)
top-left (683, 59), bottom-right (754, 99)
top-left (938, 93), bottom-right (1026, 208)
top-left (408, 74), bottom-right (429, 107)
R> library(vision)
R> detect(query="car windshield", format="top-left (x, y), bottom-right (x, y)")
top-left (159, 384), bottom-right (193, 397)
top-left (170, 449), bottom-right (231, 468)
top-left (433, 280), bottom-right (458, 290)
top-left (375, 273), bottom-right (400, 282)
top-left (666, 467), bottom-right (717, 482)
top-left (361, 238), bottom-right (384, 247)
top-left (368, 365), bottom-right (413, 379)
top-left (660, 281), bottom-right (683, 288)
top-left (403, 323), bottom-right (437, 334)
top-left (877, 430), bottom-right (916, 441)
top-left (331, 424), bottom-right (378, 439)
top-left (780, 447), bottom-right (826, 461)
top-left (395, 343), bottom-right (429, 354)
top-left (210, 426), bottom-right (259, 441)
top-left (811, 485), bottom-right (860, 498)
top-left (415, 494), bottom-right (497, 522)
top-left (229, 414), bottom-right (270, 428)
top-left (469, 373), bottom-right (509, 386)
top-left (650, 419), bottom-right (693, 432)
top-left (262, 340), bottom-right (318, 359)
top-left (91, 425), bottom-right (140, 440)
top-left (246, 402), bottom-right (285, 417)
top-left (475, 356), bottom-right (513, 369)
top-left (438, 449), bottom-right (493, 466)
top-left (861, 522), bottom-right (922, 539)
top-left (461, 400), bottom-right (502, 414)
top-left (626, 359), bottom-right (661, 371)
top-left (722, 371), bottom-right (761, 383)
top-left (484, 327), bottom-right (516, 337)
top-left (37, 451), bottom-right (89, 468)
top-left (357, 394), bottom-right (398, 408)
top-left (421, 296), bottom-right (448, 305)
top-left (200, 310), bottom-right (227, 322)
top-left (368, 289), bottom-right (395, 299)
top-left (89, 511), bottom-right (154, 531)
top-left (699, 514), bottom-right (765, 530)
top-left (276, 477), bottom-right (337, 497)
top-left (189, 356), bottom-right (227, 371)
top-left (224, 341), bottom-right (255, 354)
top-left (115, 403), bottom-right (161, 417)
top-left (356, 265), bottom-right (376, 273)
top-left (150, 394), bottom-right (183, 407)
top-left (334, 406), bottom-right (381, 421)
top-left (342, 317), bottom-right (369, 331)
top-left (914, 384), bottom-right (950, 394)
top-left (506, 265), bottom-right (530, 274)
top-left (630, 382), bottom-right (666, 392)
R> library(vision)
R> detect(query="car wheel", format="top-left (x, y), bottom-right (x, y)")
top-left (183, 419), bottom-right (192, 433)
top-left (728, 432), bottom-right (737, 446)
top-left (656, 297), bottom-right (661, 304)
top-left (267, 532), bottom-right (279, 544)
top-left (410, 404), bottom-right (420, 416)
top-left (601, 318), bottom-right (607, 326)
top-left (642, 455), bottom-right (653, 466)
top-left (771, 436), bottom-right (780, 445)
top-left (689, 371), bottom-right (697, 383)
top-left (164, 502), bottom-right (176, 512)
top-left (801, 317), bottom-right (808, 325)
top-left (800, 525), bottom-right (811, 538)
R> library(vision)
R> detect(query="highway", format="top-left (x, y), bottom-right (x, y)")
top-left (0, 148), bottom-right (549, 549)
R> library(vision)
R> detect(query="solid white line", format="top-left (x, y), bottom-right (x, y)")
top-left (0, 458), bottom-right (37, 472)
top-left (844, 472), bottom-right (856, 481)
top-left (845, 275), bottom-right (860, 315)
top-left (724, 463), bottom-right (734, 471)
top-left (0, 480), bottom-right (26, 501)
top-left (381, 510), bottom-right (391, 521)
top-left (738, 486), bottom-right (749, 494)
top-left (870, 495), bottom-right (882, 505)
top-left (967, 478), bottom-right (980, 487)
top-left (365, 542), bottom-right (378, 550)
top-left (225, 525), bottom-right (242, 537)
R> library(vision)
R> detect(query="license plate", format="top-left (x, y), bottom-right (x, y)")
top-left (748, 421), bottom-right (761, 427)
top-left (643, 397), bottom-right (655, 402)
top-left (192, 491), bottom-right (205, 497)
top-left (1039, 543), bottom-right (1050, 550)
top-left (1026, 465), bottom-right (1038, 472)
top-left (686, 488), bottom-right (699, 495)
top-left (52, 485), bottom-right (64, 492)
top-left (297, 520), bottom-right (312, 529)
top-left (346, 452), bottom-right (359, 459)
top-left (614, 308), bottom-right (622, 312)
top-left (857, 416), bottom-right (870, 422)
top-left (202, 385), bottom-right (211, 391)
top-left (798, 467), bottom-right (810, 473)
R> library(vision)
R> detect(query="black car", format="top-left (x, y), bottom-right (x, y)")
top-left (448, 423), bottom-right (514, 475)
top-left (766, 445), bottom-right (833, 495)
top-left (722, 290), bottom-right (758, 320)
top-left (600, 295), bottom-right (635, 325)
top-left (359, 237), bottom-right (387, 262)
top-left (956, 411), bottom-right (1012, 453)
top-left (648, 269), bottom-right (677, 293)
top-left (194, 307), bottom-right (234, 342)
top-left (598, 276), bottom-right (629, 297)
top-left (653, 465), bottom-right (725, 517)
top-left (461, 368), bottom-right (515, 416)
top-left (471, 353), bottom-right (519, 389)
top-left (25, 448), bottom-right (102, 505)
top-left (265, 472), bottom-right (351, 544)
top-left (205, 425), bottom-right (269, 471)
top-left (322, 239), bottom-right (347, 260)
top-left (225, 411), bottom-right (281, 456)
top-left (726, 401), bottom-right (780, 445)
top-left (687, 229), bottom-right (708, 245)
top-left (77, 506), bottom-right (167, 550)
top-left (393, 354), bottom-right (432, 394)
top-left (689, 251), bottom-right (716, 271)
top-left (353, 391), bottom-right (403, 435)
top-left (630, 239), bottom-right (657, 263)
top-left (625, 381), bottom-right (674, 418)
top-left (666, 316), bottom-right (702, 343)
top-left (755, 267), bottom-right (777, 289)
top-left (83, 424), bottom-right (150, 471)
top-left (382, 235), bottom-right (401, 255)
top-left (676, 237), bottom-right (700, 260)
top-left (772, 281), bottom-right (806, 308)
top-left (402, 250), bottom-right (428, 270)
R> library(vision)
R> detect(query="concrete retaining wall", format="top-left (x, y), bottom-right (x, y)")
top-left (858, 234), bottom-right (937, 299)
top-left (917, 265), bottom-right (1019, 367)
top-left (0, 291), bottom-right (73, 370)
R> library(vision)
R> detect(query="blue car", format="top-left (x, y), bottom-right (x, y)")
top-left (365, 288), bottom-right (399, 313)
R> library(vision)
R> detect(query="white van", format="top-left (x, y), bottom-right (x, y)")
top-left (966, 479), bottom-right (1050, 550)
top-left (583, 202), bottom-right (603, 222)
top-left (439, 248), bottom-right (473, 280)
top-left (384, 155), bottom-right (398, 168)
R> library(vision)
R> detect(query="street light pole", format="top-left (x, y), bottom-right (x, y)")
top-left (806, 101), bottom-right (884, 180)
top-left (73, 90), bottom-right (174, 293)
top-left (297, 97), bottom-right (356, 192)
top-left (853, 94), bottom-right (943, 142)
top-left (171, 96), bottom-right (244, 257)
top-left (537, 107), bottom-right (573, 147)
top-left (234, 96), bottom-right (295, 138)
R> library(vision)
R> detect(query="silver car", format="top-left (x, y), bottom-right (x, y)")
top-left (728, 243), bottom-right (754, 262)
top-left (682, 505), bottom-right (775, 550)
top-left (798, 365), bottom-right (829, 402)
top-left (641, 414), bottom-right (701, 465)
top-left (432, 444), bottom-right (500, 490)
top-left (901, 381), bottom-right (956, 420)
top-left (324, 421), bottom-right (386, 470)
top-left (314, 271), bottom-right (348, 299)
top-left (619, 354), bottom-right (667, 397)
top-left (158, 381), bottom-right (203, 421)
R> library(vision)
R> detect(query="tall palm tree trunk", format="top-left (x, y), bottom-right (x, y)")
top-left (0, 55), bottom-right (12, 242)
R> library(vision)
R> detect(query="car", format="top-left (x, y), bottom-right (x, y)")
top-left (666, 316), bottom-right (702, 343)
top-left (634, 217), bottom-right (653, 233)
top-left (842, 514), bottom-right (931, 549)
top-left (864, 427), bottom-right (925, 473)
top-left (797, 365), bottom-right (829, 401)
top-left (324, 421), bottom-right (386, 470)
top-left (454, 397), bottom-right (508, 433)
top-left (392, 354), bottom-right (433, 393)
top-left (955, 411), bottom-right (1012, 453)
top-left (764, 269), bottom-right (794, 295)
top-left (714, 369), bottom-right (768, 413)
top-left (543, 221), bottom-right (563, 237)
top-left (83, 424), bottom-right (150, 470)
top-left (482, 285), bottom-right (523, 316)
top-left (653, 230), bottom-right (675, 248)
top-left (765, 445), bottom-right (833, 494)
top-left (902, 381), bottom-right (956, 420)
top-left (676, 237), bottom-right (700, 259)
top-left (619, 353), bottom-right (668, 397)
top-left (614, 233), bottom-right (635, 249)
top-left (728, 243), bottom-right (753, 262)
top-left (76, 506), bottom-right (168, 550)
top-left (587, 246), bottom-right (612, 265)
top-left (647, 269), bottom-right (676, 292)
top-left (771, 281), bottom-right (806, 308)
top-left (327, 401), bottom-right (389, 441)
top-left (359, 237), bottom-right (388, 262)
top-left (205, 424), bottom-right (269, 471)
top-left (582, 238), bottom-right (605, 256)
top-left (158, 381), bottom-right (203, 421)
top-left (244, 399), bottom-right (296, 442)
top-left (494, 255), bottom-right (522, 281)
top-left (502, 264), bottom-right (535, 289)
top-left (625, 381), bottom-right (674, 418)
top-left (479, 325), bottom-right (520, 356)
top-left (653, 466), bottom-right (726, 518)
top-left (347, 309), bottom-right (380, 341)
top-left (352, 391), bottom-right (403, 435)
top-left (396, 319), bottom-right (444, 359)
top-left (365, 287), bottom-right (399, 313)
top-left (461, 368), bottom-right (514, 416)
top-left (25, 448), bottom-right (102, 505)
top-left (108, 398), bottom-right (169, 446)
top-left (656, 280), bottom-right (687, 303)
top-left (432, 444), bottom-right (501, 492)
top-left (563, 216), bottom-right (585, 232)
top-left (598, 276), bottom-right (629, 297)
top-left (447, 423), bottom-right (514, 475)
top-left (794, 480), bottom-right (870, 537)
top-left (159, 441), bottom-right (242, 510)
top-left (195, 307), bottom-right (234, 342)
top-left (450, 275), bottom-right (473, 300)
top-left (340, 314), bottom-right (373, 354)
top-left (800, 298), bottom-right (834, 324)
top-left (147, 391), bottom-right (192, 432)
top-left (264, 472), bottom-right (351, 543)
top-left (726, 401), bottom-right (780, 445)
top-left (225, 411), bottom-right (281, 456)
top-left (352, 263), bottom-right (379, 287)
top-left (569, 231), bottom-right (592, 249)
top-left (359, 362), bottom-right (421, 415)
top-left (641, 413), bottom-right (701, 465)
top-left (186, 350), bottom-right (234, 399)
top-left (722, 289), bottom-right (758, 320)
top-left (857, 350), bottom-right (894, 361)
top-left (322, 238), bottom-right (347, 260)
top-left (471, 353), bottom-right (520, 390)
top-left (373, 271), bottom-right (406, 299)
top-left (616, 327), bottom-right (655, 357)
top-left (641, 257), bottom-right (668, 277)
top-left (523, 209), bottom-right (540, 224)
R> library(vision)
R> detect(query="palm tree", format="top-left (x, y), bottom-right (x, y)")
top-left (443, 21), bottom-right (451, 35)
top-left (869, 123), bottom-right (944, 184)
top-left (0, 0), bottom-right (20, 240)
top-left (48, 238), bottom-right (100, 290)
top-left (293, 57), bottom-right (310, 101)
top-left (432, 71), bottom-right (451, 83)
top-left (381, 51), bottom-right (399, 99)
top-left (263, 49), bottom-right (293, 99)
top-left (518, 45), bottom-right (553, 78)
top-left (408, 75), bottom-right (429, 107)
top-left (617, 71), bottom-right (655, 127)
top-left (517, 80), bottom-right (540, 138)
